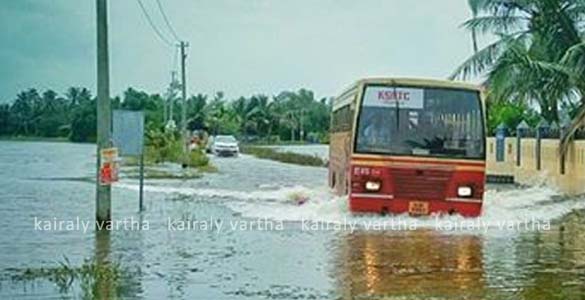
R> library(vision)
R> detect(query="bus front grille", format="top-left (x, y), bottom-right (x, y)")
top-left (391, 168), bottom-right (452, 200)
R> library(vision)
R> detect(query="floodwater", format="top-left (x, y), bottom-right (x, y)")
top-left (0, 141), bottom-right (584, 299)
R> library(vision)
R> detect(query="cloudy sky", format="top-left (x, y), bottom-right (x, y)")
top-left (0, 0), bottom-right (479, 103)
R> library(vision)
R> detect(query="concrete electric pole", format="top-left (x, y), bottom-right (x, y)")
top-left (164, 71), bottom-right (178, 132)
top-left (180, 41), bottom-right (189, 166)
top-left (96, 0), bottom-right (111, 225)
top-left (170, 71), bottom-right (177, 122)
top-left (300, 109), bottom-right (304, 142)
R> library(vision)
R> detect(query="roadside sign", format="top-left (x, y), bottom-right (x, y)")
top-left (100, 147), bottom-right (119, 185)
top-left (113, 110), bottom-right (145, 156)
top-left (112, 110), bottom-right (146, 211)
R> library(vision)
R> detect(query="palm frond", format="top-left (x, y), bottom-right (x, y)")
top-left (462, 15), bottom-right (527, 35)
top-left (449, 33), bottom-right (526, 80)
top-left (487, 41), bottom-right (572, 111)
top-left (468, 0), bottom-right (536, 16)
top-left (561, 42), bottom-right (585, 82)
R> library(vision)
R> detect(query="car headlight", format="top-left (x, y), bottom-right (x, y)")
top-left (457, 186), bottom-right (473, 197)
top-left (365, 181), bottom-right (381, 192)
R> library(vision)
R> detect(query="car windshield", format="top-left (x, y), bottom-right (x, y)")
top-left (215, 136), bottom-right (237, 143)
top-left (355, 85), bottom-right (485, 159)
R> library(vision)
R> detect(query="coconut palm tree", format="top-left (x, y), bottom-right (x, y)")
top-left (452, 0), bottom-right (585, 154)
top-left (186, 93), bottom-right (207, 130)
top-left (246, 95), bottom-right (271, 136)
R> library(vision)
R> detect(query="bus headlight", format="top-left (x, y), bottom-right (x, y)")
top-left (365, 181), bottom-right (381, 192)
top-left (457, 186), bottom-right (473, 197)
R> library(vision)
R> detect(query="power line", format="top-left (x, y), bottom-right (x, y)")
top-left (155, 0), bottom-right (181, 42)
top-left (136, 0), bottom-right (173, 47)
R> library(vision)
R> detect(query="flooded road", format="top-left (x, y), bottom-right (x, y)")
top-left (1, 141), bottom-right (585, 299)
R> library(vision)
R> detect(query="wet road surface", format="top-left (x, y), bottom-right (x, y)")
top-left (0, 141), bottom-right (584, 299)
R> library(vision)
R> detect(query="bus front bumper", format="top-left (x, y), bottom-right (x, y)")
top-left (349, 194), bottom-right (482, 217)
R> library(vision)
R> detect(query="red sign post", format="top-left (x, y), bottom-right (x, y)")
top-left (99, 148), bottom-right (119, 185)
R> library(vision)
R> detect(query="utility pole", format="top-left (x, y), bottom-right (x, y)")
top-left (288, 112), bottom-right (295, 142)
top-left (96, 0), bottom-right (111, 225)
top-left (163, 93), bottom-right (168, 123)
top-left (169, 71), bottom-right (177, 122)
top-left (179, 41), bottom-right (189, 166)
top-left (164, 71), bottom-right (178, 131)
top-left (299, 109), bottom-right (304, 142)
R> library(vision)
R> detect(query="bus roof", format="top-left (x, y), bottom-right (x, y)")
top-left (332, 77), bottom-right (483, 111)
top-left (335, 77), bottom-right (482, 100)
top-left (363, 77), bottom-right (480, 90)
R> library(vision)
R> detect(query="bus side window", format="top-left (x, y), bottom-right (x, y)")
top-left (332, 105), bottom-right (352, 133)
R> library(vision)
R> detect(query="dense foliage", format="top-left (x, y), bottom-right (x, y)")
top-left (486, 100), bottom-right (540, 134)
top-left (453, 0), bottom-right (585, 148)
top-left (0, 87), bottom-right (331, 144)
top-left (240, 145), bottom-right (326, 167)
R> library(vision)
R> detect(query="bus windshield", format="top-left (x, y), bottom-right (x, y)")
top-left (355, 85), bottom-right (485, 159)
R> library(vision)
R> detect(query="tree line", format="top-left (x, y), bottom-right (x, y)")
top-left (13, 0), bottom-right (585, 145)
top-left (0, 87), bottom-right (331, 144)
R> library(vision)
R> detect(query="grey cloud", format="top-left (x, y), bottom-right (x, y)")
top-left (0, 0), bottom-right (476, 103)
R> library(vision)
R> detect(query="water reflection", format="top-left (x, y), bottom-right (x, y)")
top-left (75, 228), bottom-right (144, 299)
top-left (334, 219), bottom-right (585, 300)
top-left (515, 218), bottom-right (585, 300)
top-left (96, 221), bottom-right (148, 300)
top-left (335, 230), bottom-right (485, 299)
top-left (93, 230), bottom-right (116, 299)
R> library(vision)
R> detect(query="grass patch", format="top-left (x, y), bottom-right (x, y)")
top-left (120, 156), bottom-right (155, 167)
top-left (144, 129), bottom-right (214, 172)
top-left (197, 164), bottom-right (219, 173)
top-left (4, 257), bottom-right (132, 299)
top-left (186, 149), bottom-right (210, 168)
top-left (0, 136), bottom-right (70, 143)
top-left (240, 145), bottom-right (325, 167)
top-left (121, 129), bottom-right (214, 176)
top-left (122, 150), bottom-right (215, 179)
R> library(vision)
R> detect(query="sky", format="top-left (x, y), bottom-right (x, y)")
top-left (0, 0), bottom-right (479, 103)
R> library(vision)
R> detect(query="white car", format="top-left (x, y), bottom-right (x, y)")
top-left (211, 135), bottom-right (239, 157)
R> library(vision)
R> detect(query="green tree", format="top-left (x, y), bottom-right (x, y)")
top-left (1, 86), bottom-right (331, 144)
top-left (10, 89), bottom-right (40, 135)
top-left (487, 100), bottom-right (539, 134)
top-left (69, 98), bottom-right (97, 142)
top-left (121, 88), bottom-right (165, 130)
top-left (0, 104), bottom-right (14, 135)
top-left (452, 0), bottom-right (585, 152)
top-left (186, 93), bottom-right (207, 130)
top-left (36, 90), bottom-right (68, 137)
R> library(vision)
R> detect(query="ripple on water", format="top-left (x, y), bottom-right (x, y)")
top-left (2, 142), bottom-right (585, 299)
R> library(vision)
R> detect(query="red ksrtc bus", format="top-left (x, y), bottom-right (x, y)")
top-left (329, 78), bottom-right (486, 217)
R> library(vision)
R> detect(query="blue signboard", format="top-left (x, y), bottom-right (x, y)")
top-left (113, 110), bottom-right (144, 156)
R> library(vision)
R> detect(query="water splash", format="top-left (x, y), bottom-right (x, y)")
top-left (117, 182), bottom-right (585, 233)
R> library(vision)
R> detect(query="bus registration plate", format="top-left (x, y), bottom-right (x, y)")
top-left (408, 201), bottom-right (429, 215)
